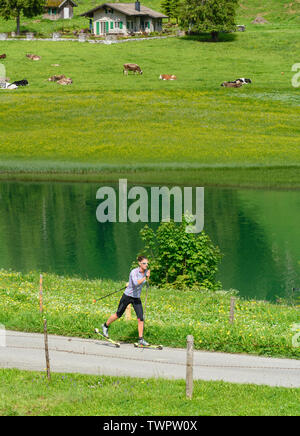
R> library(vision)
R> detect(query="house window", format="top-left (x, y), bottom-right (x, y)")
top-left (49, 8), bottom-right (57, 15)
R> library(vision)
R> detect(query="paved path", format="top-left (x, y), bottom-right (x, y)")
top-left (1, 331), bottom-right (300, 388)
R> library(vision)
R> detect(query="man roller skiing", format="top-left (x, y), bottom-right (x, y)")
top-left (101, 256), bottom-right (150, 347)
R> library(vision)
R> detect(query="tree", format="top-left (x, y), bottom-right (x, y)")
top-left (179, 0), bottom-right (239, 42)
top-left (161, 0), bottom-right (172, 22)
top-left (171, 0), bottom-right (180, 24)
top-left (161, 0), bottom-right (181, 24)
top-left (0, 0), bottom-right (45, 35)
top-left (137, 217), bottom-right (222, 290)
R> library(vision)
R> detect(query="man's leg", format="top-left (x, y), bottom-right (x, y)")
top-left (133, 298), bottom-right (149, 345)
top-left (106, 313), bottom-right (118, 326)
top-left (102, 294), bottom-right (130, 337)
top-left (137, 319), bottom-right (144, 338)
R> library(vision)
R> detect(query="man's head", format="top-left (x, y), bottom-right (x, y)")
top-left (138, 256), bottom-right (148, 272)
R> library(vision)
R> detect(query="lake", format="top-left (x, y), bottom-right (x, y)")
top-left (0, 180), bottom-right (299, 302)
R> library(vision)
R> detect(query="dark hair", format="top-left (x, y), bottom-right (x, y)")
top-left (138, 256), bottom-right (148, 262)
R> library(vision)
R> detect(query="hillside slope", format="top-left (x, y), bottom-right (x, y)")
top-left (75, 0), bottom-right (300, 23)
top-left (0, 0), bottom-right (299, 34)
top-left (237, 0), bottom-right (300, 24)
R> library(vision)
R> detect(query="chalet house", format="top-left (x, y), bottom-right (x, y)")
top-left (44, 0), bottom-right (78, 20)
top-left (81, 2), bottom-right (167, 36)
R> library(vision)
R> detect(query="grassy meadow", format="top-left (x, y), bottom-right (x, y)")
top-left (1, 368), bottom-right (300, 416)
top-left (0, 0), bottom-right (300, 35)
top-left (0, 25), bottom-right (299, 186)
top-left (1, 269), bottom-right (299, 359)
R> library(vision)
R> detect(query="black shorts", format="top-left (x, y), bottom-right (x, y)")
top-left (116, 293), bottom-right (144, 321)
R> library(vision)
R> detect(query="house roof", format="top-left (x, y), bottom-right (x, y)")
top-left (46, 0), bottom-right (78, 7)
top-left (81, 3), bottom-right (167, 19)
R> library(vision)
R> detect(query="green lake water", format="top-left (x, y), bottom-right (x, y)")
top-left (0, 181), bottom-right (299, 302)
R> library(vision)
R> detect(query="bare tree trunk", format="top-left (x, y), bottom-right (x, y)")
top-left (16, 15), bottom-right (20, 35)
top-left (211, 31), bottom-right (219, 42)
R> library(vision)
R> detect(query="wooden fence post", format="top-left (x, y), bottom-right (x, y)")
top-left (43, 319), bottom-right (51, 381)
top-left (186, 335), bottom-right (194, 399)
top-left (39, 274), bottom-right (43, 313)
top-left (229, 297), bottom-right (236, 324)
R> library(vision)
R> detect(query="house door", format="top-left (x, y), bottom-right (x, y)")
top-left (64, 7), bottom-right (69, 19)
top-left (100, 22), bottom-right (108, 34)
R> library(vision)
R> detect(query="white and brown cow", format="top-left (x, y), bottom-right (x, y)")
top-left (221, 81), bottom-right (243, 88)
top-left (123, 63), bottom-right (143, 75)
top-left (159, 74), bottom-right (177, 81)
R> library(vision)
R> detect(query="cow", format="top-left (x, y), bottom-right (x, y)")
top-left (123, 63), bottom-right (143, 75)
top-left (221, 78), bottom-right (252, 87)
top-left (159, 74), bottom-right (177, 80)
top-left (235, 78), bottom-right (252, 84)
top-left (48, 75), bottom-right (66, 82)
top-left (221, 81), bottom-right (243, 88)
top-left (11, 79), bottom-right (28, 87)
top-left (57, 77), bottom-right (73, 85)
top-left (26, 54), bottom-right (41, 61)
top-left (6, 83), bottom-right (18, 90)
top-left (0, 54), bottom-right (6, 59)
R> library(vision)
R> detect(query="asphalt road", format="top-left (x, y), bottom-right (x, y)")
top-left (1, 330), bottom-right (300, 388)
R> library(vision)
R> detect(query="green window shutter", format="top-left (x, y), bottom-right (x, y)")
top-left (120, 21), bottom-right (123, 29)
top-left (105, 21), bottom-right (109, 32)
top-left (110, 21), bottom-right (113, 29)
top-left (96, 22), bottom-right (100, 35)
top-left (147, 21), bottom-right (150, 29)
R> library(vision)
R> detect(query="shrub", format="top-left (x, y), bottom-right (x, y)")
top-left (138, 217), bottom-right (222, 290)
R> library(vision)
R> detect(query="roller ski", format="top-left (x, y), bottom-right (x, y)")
top-left (134, 338), bottom-right (163, 350)
top-left (94, 326), bottom-right (120, 348)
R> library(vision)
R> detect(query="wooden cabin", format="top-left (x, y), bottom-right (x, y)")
top-left (44, 0), bottom-right (78, 20)
top-left (81, 2), bottom-right (167, 36)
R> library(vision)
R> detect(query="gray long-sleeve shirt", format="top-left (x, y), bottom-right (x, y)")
top-left (124, 267), bottom-right (147, 298)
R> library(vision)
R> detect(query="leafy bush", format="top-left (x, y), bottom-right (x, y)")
top-left (138, 217), bottom-right (222, 290)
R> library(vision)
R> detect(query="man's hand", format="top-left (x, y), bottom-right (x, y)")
top-left (146, 269), bottom-right (150, 278)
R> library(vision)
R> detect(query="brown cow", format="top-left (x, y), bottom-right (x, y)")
top-left (123, 63), bottom-right (143, 75)
top-left (57, 77), bottom-right (73, 85)
top-left (159, 74), bottom-right (177, 81)
top-left (221, 81), bottom-right (243, 88)
top-left (26, 54), bottom-right (41, 61)
top-left (48, 75), bottom-right (66, 82)
top-left (0, 54), bottom-right (6, 59)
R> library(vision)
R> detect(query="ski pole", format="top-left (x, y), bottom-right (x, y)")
top-left (93, 285), bottom-right (127, 303)
top-left (143, 279), bottom-right (150, 324)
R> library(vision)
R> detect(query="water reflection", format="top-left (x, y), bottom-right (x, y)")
top-left (0, 181), bottom-right (299, 301)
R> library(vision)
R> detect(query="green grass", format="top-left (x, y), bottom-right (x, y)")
top-left (1, 269), bottom-right (299, 359)
top-left (0, 0), bottom-right (299, 35)
top-left (1, 368), bottom-right (300, 416)
top-left (1, 8), bottom-right (300, 186)
top-left (1, 165), bottom-right (300, 188)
